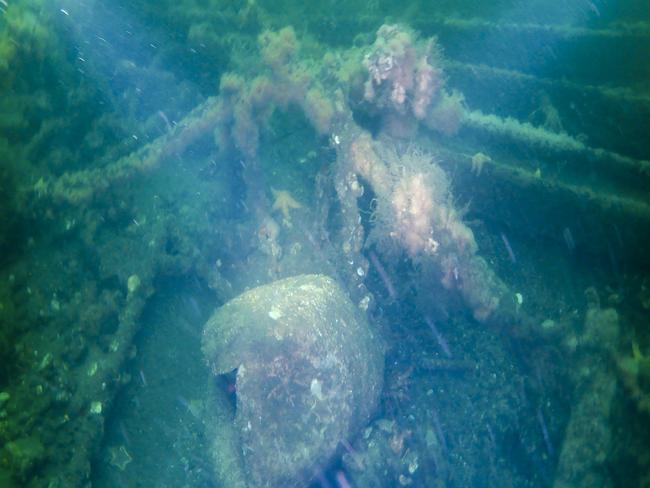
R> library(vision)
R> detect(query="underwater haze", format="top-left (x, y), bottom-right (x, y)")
top-left (1, 0), bottom-right (650, 486)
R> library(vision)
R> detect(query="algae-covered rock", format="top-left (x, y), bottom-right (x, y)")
top-left (2, 436), bottom-right (45, 480)
top-left (202, 274), bottom-right (384, 487)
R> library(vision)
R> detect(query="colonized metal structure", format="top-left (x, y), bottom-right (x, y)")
top-left (1, 1), bottom-right (649, 486)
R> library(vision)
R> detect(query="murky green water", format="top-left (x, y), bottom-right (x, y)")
top-left (1, 1), bottom-right (649, 487)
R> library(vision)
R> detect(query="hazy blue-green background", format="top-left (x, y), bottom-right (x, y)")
top-left (1, 1), bottom-right (649, 487)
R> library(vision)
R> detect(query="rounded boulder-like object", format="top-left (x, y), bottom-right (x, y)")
top-left (202, 274), bottom-right (384, 487)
